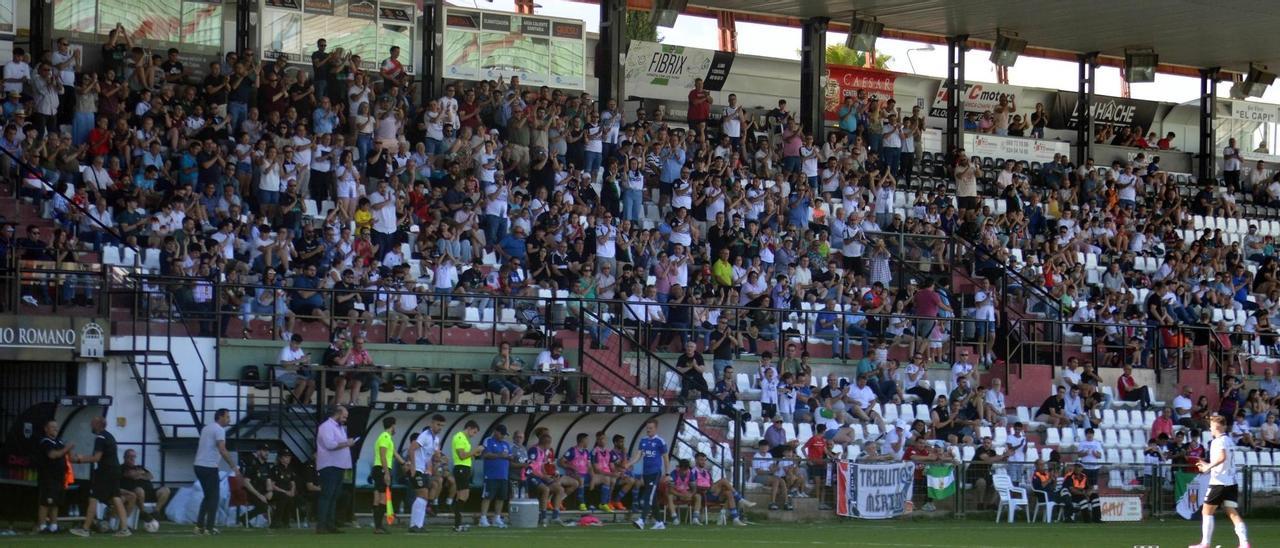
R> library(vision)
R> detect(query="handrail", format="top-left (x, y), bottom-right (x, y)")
top-left (0, 144), bottom-right (137, 253)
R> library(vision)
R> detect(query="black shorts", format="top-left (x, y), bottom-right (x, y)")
top-left (412, 471), bottom-right (431, 490)
top-left (1204, 484), bottom-right (1239, 508)
top-left (38, 480), bottom-right (65, 507)
top-left (807, 463), bottom-right (826, 480)
top-left (372, 466), bottom-right (388, 490)
top-left (91, 472), bottom-right (121, 501)
top-left (453, 466), bottom-right (473, 489)
top-left (483, 478), bottom-right (510, 501)
top-left (958, 196), bottom-right (980, 211)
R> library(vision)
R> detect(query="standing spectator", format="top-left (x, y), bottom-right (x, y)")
top-left (31, 63), bottom-right (60, 136)
top-left (1222, 137), bottom-right (1242, 189)
top-left (687, 78), bottom-right (711, 133)
top-left (675, 341), bottom-right (709, 401)
top-left (315, 405), bottom-right (357, 534)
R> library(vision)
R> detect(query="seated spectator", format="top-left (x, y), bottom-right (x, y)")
top-left (750, 441), bottom-right (788, 511)
top-left (1116, 365), bottom-right (1152, 410)
top-left (967, 436), bottom-right (1010, 510)
top-left (275, 333), bottom-right (315, 404)
top-left (1062, 463), bottom-right (1100, 523)
top-left (121, 449), bottom-right (171, 524)
top-left (1150, 407), bottom-right (1174, 440)
top-left (488, 341), bottom-right (524, 404)
top-left (1035, 386), bottom-right (1071, 427)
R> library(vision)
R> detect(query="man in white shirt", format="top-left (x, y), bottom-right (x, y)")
top-left (407, 414), bottom-right (445, 532)
top-left (3, 48), bottom-right (30, 95)
top-left (1059, 357), bottom-right (1083, 392)
top-left (1222, 138), bottom-right (1242, 189)
top-left (275, 334), bottom-right (315, 404)
top-left (594, 216), bottom-right (617, 272)
top-left (847, 375), bottom-right (886, 429)
top-left (721, 94), bottom-right (744, 149)
top-left (49, 38), bottom-right (77, 123)
top-left (367, 179), bottom-right (399, 256)
top-left (1172, 385), bottom-right (1200, 428)
top-left (1075, 427), bottom-right (1104, 485)
top-left (950, 351), bottom-right (978, 389)
top-left (750, 441), bottom-right (786, 510)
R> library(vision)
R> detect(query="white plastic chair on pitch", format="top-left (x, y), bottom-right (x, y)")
top-left (993, 473), bottom-right (1031, 523)
top-left (1031, 485), bottom-right (1062, 523)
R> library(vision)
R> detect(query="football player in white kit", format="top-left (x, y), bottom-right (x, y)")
top-left (406, 414), bottom-right (445, 533)
top-left (1191, 415), bottom-right (1249, 548)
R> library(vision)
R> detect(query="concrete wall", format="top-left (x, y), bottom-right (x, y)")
top-left (218, 339), bottom-right (542, 379)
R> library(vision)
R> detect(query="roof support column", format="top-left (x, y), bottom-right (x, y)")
top-left (1076, 52), bottom-right (1098, 167)
top-left (944, 35), bottom-right (969, 155)
top-left (597, 0), bottom-right (628, 108)
top-left (717, 11), bottom-right (737, 53)
top-left (1198, 67), bottom-right (1220, 183)
top-left (421, 0), bottom-right (444, 103)
top-left (800, 16), bottom-right (829, 140)
top-left (235, 0), bottom-right (252, 54)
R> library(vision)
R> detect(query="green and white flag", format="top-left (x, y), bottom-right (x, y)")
top-left (926, 464), bottom-right (955, 500)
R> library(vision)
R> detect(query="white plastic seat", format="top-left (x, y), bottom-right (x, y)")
top-left (102, 245), bottom-right (122, 266)
top-left (993, 474), bottom-right (1031, 523)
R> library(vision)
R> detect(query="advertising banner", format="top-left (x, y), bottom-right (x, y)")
top-left (1225, 100), bottom-right (1280, 124)
top-left (824, 65), bottom-right (897, 122)
top-left (966, 133), bottom-right (1069, 163)
top-left (624, 41), bottom-right (735, 102)
top-left (1050, 91), bottom-right (1160, 131)
top-left (835, 461), bottom-right (915, 519)
top-left (442, 6), bottom-right (586, 89)
top-left (347, 0), bottom-right (377, 20)
top-left (930, 81), bottom-right (1026, 118)
top-left (1099, 496), bottom-right (1143, 522)
top-left (303, 0), bottom-right (334, 15)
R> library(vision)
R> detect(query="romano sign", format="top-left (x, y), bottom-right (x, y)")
top-left (0, 316), bottom-right (107, 362)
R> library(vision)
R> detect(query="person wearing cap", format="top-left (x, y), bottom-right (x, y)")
top-left (242, 444), bottom-right (275, 525)
top-left (268, 451), bottom-right (298, 528)
top-left (479, 424), bottom-right (515, 528)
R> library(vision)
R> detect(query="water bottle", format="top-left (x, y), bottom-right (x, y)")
top-left (718, 508), bottom-right (727, 525)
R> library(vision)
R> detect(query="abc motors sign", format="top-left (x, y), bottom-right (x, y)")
top-left (0, 315), bottom-right (107, 361)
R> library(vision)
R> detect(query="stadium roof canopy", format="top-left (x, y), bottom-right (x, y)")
top-left (677, 0), bottom-right (1280, 76)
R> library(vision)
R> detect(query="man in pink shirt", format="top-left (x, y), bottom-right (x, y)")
top-left (1150, 407), bottom-right (1174, 441)
top-left (912, 278), bottom-right (951, 355)
top-left (316, 405), bottom-right (357, 534)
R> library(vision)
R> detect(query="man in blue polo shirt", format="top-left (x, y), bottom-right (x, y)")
top-left (632, 419), bottom-right (669, 530)
top-left (479, 424), bottom-right (514, 528)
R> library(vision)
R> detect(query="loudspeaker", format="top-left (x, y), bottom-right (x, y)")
top-left (989, 34), bottom-right (1027, 67)
top-left (846, 18), bottom-right (884, 51)
top-left (1124, 51), bottom-right (1158, 83)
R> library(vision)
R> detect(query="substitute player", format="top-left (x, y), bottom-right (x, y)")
top-left (406, 414), bottom-right (444, 533)
top-left (1191, 415), bottom-right (1250, 548)
top-left (632, 419), bottom-right (669, 530)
